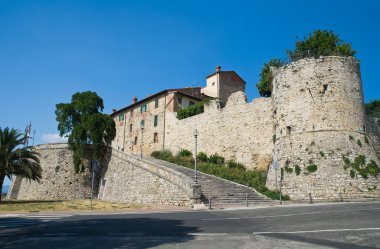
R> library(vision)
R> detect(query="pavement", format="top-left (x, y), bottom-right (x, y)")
top-left (0, 201), bottom-right (379, 248)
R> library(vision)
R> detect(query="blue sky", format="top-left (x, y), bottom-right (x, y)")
top-left (1, 1), bottom-right (379, 185)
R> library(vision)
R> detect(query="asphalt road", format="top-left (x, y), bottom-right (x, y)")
top-left (0, 201), bottom-right (379, 249)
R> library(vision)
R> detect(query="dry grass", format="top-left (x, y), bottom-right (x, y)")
top-left (0, 199), bottom-right (146, 213)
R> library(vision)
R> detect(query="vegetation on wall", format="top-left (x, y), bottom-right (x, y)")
top-left (176, 99), bottom-right (212, 120)
top-left (55, 91), bottom-right (116, 173)
top-left (306, 161), bottom-right (318, 173)
top-left (256, 58), bottom-right (284, 97)
top-left (151, 149), bottom-right (290, 200)
top-left (342, 154), bottom-right (380, 179)
top-left (287, 30), bottom-right (356, 61)
top-left (255, 30), bottom-right (356, 96)
top-left (365, 100), bottom-right (380, 119)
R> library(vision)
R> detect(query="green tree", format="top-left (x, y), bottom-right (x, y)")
top-left (55, 91), bottom-right (116, 173)
top-left (0, 127), bottom-right (41, 202)
top-left (287, 30), bottom-right (356, 61)
top-left (365, 100), bottom-right (380, 118)
top-left (256, 58), bottom-right (284, 97)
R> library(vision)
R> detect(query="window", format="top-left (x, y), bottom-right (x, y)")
top-left (140, 120), bottom-right (145, 128)
top-left (189, 101), bottom-right (195, 106)
top-left (154, 115), bottom-right (158, 127)
top-left (155, 99), bottom-right (159, 108)
top-left (178, 97), bottom-right (182, 104)
top-left (118, 113), bottom-right (124, 121)
top-left (134, 136), bottom-right (138, 145)
top-left (129, 124), bottom-right (132, 132)
top-left (154, 132), bottom-right (158, 143)
top-left (140, 104), bottom-right (147, 113)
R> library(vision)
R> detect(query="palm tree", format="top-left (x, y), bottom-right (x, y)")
top-left (0, 127), bottom-right (41, 202)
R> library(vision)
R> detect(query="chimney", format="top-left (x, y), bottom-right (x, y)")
top-left (112, 109), bottom-right (117, 113)
top-left (216, 65), bottom-right (222, 72)
top-left (132, 96), bottom-right (138, 104)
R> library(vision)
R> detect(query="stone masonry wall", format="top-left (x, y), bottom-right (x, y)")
top-left (98, 149), bottom-right (193, 206)
top-left (267, 56), bottom-right (380, 200)
top-left (165, 92), bottom-right (274, 170)
top-left (8, 144), bottom-right (93, 200)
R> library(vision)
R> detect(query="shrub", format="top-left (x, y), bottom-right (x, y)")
top-left (342, 154), bottom-right (379, 179)
top-left (256, 58), bottom-right (284, 97)
top-left (365, 100), bottom-right (380, 119)
top-left (151, 149), bottom-right (173, 160)
top-left (367, 160), bottom-right (380, 177)
top-left (209, 153), bottom-right (225, 166)
top-left (177, 149), bottom-right (192, 158)
top-left (364, 136), bottom-right (369, 144)
top-left (226, 160), bottom-right (246, 171)
top-left (287, 30), bottom-right (356, 61)
top-left (306, 163), bottom-right (318, 173)
top-left (357, 139), bottom-right (363, 148)
top-left (176, 99), bottom-right (211, 120)
top-left (285, 166), bottom-right (293, 174)
top-left (295, 165), bottom-right (301, 175)
top-left (197, 152), bottom-right (209, 162)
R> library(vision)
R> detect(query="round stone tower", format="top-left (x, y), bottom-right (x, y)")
top-left (266, 56), bottom-right (380, 200)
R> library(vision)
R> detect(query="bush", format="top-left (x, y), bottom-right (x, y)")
top-left (256, 58), bottom-right (284, 97)
top-left (306, 163), bottom-right (318, 173)
top-left (153, 149), bottom-right (289, 200)
top-left (209, 153), bottom-right (225, 166)
top-left (226, 160), bottom-right (246, 171)
top-left (177, 149), bottom-right (192, 158)
top-left (197, 152), bottom-right (209, 162)
top-left (176, 99), bottom-right (211, 120)
top-left (295, 165), bottom-right (301, 175)
top-left (357, 139), bottom-right (363, 148)
top-left (151, 149), bottom-right (173, 160)
top-left (287, 30), bottom-right (356, 61)
top-left (365, 100), bottom-right (380, 119)
top-left (367, 160), bottom-right (380, 177)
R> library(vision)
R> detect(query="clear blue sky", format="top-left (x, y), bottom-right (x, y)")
top-left (1, 1), bottom-right (379, 184)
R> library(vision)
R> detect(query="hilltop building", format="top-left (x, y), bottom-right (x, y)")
top-left (111, 66), bottom-right (246, 156)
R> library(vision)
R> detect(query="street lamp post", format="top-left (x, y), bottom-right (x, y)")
top-left (140, 122), bottom-right (145, 158)
top-left (193, 129), bottom-right (199, 184)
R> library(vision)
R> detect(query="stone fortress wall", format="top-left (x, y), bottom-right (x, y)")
top-left (164, 92), bottom-right (274, 170)
top-left (7, 144), bottom-right (94, 200)
top-left (7, 144), bottom-right (195, 206)
top-left (266, 56), bottom-right (380, 199)
top-left (97, 149), bottom-right (194, 206)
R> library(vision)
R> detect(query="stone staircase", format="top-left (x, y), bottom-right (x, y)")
top-left (145, 156), bottom-right (276, 208)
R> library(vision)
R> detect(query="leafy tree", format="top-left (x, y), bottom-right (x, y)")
top-left (55, 91), bottom-right (116, 173)
top-left (365, 100), bottom-right (380, 119)
top-left (256, 58), bottom-right (284, 97)
top-left (0, 127), bottom-right (41, 202)
top-left (287, 30), bottom-right (356, 61)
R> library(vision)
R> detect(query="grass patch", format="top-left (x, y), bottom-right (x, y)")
top-left (0, 200), bottom-right (145, 213)
top-left (151, 150), bottom-right (290, 201)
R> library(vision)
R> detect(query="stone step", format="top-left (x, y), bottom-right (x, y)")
top-left (142, 156), bottom-right (276, 207)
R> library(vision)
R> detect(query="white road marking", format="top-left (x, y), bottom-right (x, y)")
top-left (202, 217), bottom-right (241, 221)
top-left (253, 227), bottom-right (380, 235)
top-left (188, 233), bottom-right (229, 236)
